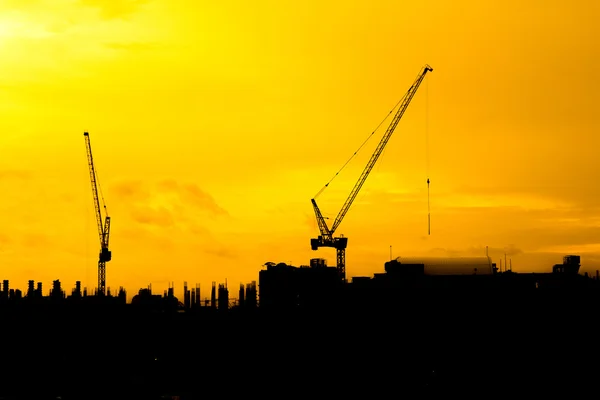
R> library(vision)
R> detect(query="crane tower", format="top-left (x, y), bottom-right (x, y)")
top-left (311, 65), bottom-right (433, 282)
top-left (84, 132), bottom-right (111, 296)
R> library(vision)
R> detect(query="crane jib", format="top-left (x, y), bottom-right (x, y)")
top-left (329, 65), bottom-right (432, 234)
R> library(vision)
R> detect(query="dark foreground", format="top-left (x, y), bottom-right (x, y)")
top-left (1, 291), bottom-right (599, 399)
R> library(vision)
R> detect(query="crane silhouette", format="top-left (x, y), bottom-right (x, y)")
top-left (84, 132), bottom-right (111, 296)
top-left (310, 65), bottom-right (433, 282)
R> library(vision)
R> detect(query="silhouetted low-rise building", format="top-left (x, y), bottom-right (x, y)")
top-left (259, 260), bottom-right (341, 310)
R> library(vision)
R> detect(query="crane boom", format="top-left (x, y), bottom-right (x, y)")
top-left (84, 131), bottom-right (111, 296)
top-left (84, 132), bottom-right (104, 243)
top-left (310, 65), bottom-right (433, 281)
top-left (330, 65), bottom-right (433, 233)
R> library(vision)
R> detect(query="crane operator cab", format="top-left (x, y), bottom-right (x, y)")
top-left (100, 248), bottom-right (112, 262)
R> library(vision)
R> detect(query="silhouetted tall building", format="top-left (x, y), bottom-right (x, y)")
top-left (184, 282), bottom-right (190, 309)
top-left (71, 281), bottom-right (82, 299)
top-left (245, 281), bottom-right (257, 308)
top-left (211, 282), bottom-right (216, 309)
top-left (118, 287), bottom-right (126, 303)
top-left (218, 283), bottom-right (228, 311)
top-left (51, 280), bottom-right (63, 299)
top-left (27, 280), bottom-right (35, 298)
top-left (239, 283), bottom-right (245, 307)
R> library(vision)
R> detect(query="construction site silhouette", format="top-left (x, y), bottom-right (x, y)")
top-left (1, 254), bottom-right (599, 398)
top-left (2, 65), bottom-right (599, 398)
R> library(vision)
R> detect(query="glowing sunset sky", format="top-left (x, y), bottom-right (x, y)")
top-left (0, 0), bottom-right (599, 298)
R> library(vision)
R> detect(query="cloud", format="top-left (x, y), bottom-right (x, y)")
top-left (364, 188), bottom-right (428, 205)
top-left (130, 205), bottom-right (174, 227)
top-left (157, 179), bottom-right (228, 217)
top-left (453, 183), bottom-right (600, 212)
top-left (0, 233), bottom-right (10, 250)
top-left (0, 169), bottom-right (32, 180)
top-left (78, 0), bottom-right (151, 20)
top-left (110, 179), bottom-right (227, 231)
top-left (424, 244), bottom-right (523, 259)
top-left (507, 226), bottom-right (600, 251)
top-left (463, 244), bottom-right (523, 257)
top-left (426, 247), bottom-right (464, 257)
top-left (204, 247), bottom-right (238, 259)
top-left (419, 246), bottom-right (600, 274)
top-left (104, 41), bottom-right (161, 51)
top-left (111, 180), bottom-right (150, 201)
top-left (0, 0), bottom-right (43, 11)
top-left (118, 227), bottom-right (175, 251)
top-left (20, 232), bottom-right (51, 248)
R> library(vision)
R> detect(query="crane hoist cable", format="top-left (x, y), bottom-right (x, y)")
top-left (313, 91), bottom-right (409, 200)
top-left (425, 73), bottom-right (431, 235)
top-left (95, 167), bottom-right (109, 217)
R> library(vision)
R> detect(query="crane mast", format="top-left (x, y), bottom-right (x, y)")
top-left (311, 64), bottom-right (433, 282)
top-left (84, 132), bottom-right (111, 296)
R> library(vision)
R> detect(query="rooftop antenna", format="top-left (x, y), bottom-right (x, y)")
top-left (505, 253), bottom-right (507, 273)
top-left (390, 245), bottom-right (392, 261)
top-left (510, 258), bottom-right (512, 271)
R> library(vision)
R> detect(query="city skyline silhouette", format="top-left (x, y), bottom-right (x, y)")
top-left (1, 2), bottom-right (599, 397)
top-left (1, 2), bottom-right (598, 294)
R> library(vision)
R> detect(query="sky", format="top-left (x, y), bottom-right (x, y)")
top-left (0, 0), bottom-right (599, 299)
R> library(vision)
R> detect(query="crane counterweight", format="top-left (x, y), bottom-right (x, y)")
top-left (310, 65), bottom-right (433, 282)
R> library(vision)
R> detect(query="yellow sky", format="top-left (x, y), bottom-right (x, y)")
top-left (0, 0), bottom-right (599, 299)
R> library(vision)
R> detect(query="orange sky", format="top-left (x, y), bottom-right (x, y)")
top-left (0, 0), bottom-right (599, 299)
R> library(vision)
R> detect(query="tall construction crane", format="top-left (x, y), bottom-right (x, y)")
top-left (311, 64), bottom-right (433, 282)
top-left (84, 131), bottom-right (111, 296)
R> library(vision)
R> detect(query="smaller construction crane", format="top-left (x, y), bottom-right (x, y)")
top-left (311, 65), bottom-right (433, 282)
top-left (84, 132), bottom-right (111, 296)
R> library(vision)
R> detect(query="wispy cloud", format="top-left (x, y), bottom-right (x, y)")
top-left (204, 247), bottom-right (238, 259)
top-left (0, 0), bottom-right (44, 12)
top-left (130, 205), bottom-right (174, 227)
top-left (20, 232), bottom-right (52, 248)
top-left (110, 179), bottom-right (228, 230)
top-left (104, 41), bottom-right (161, 51)
top-left (78, 0), bottom-right (151, 20)
top-left (426, 244), bottom-right (523, 258)
top-left (111, 180), bottom-right (150, 201)
top-left (157, 179), bottom-right (228, 217)
top-left (0, 169), bottom-right (32, 180)
top-left (0, 233), bottom-right (10, 249)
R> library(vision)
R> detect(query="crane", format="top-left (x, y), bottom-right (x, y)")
top-left (311, 64), bottom-right (433, 282)
top-left (84, 131), bottom-right (111, 296)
